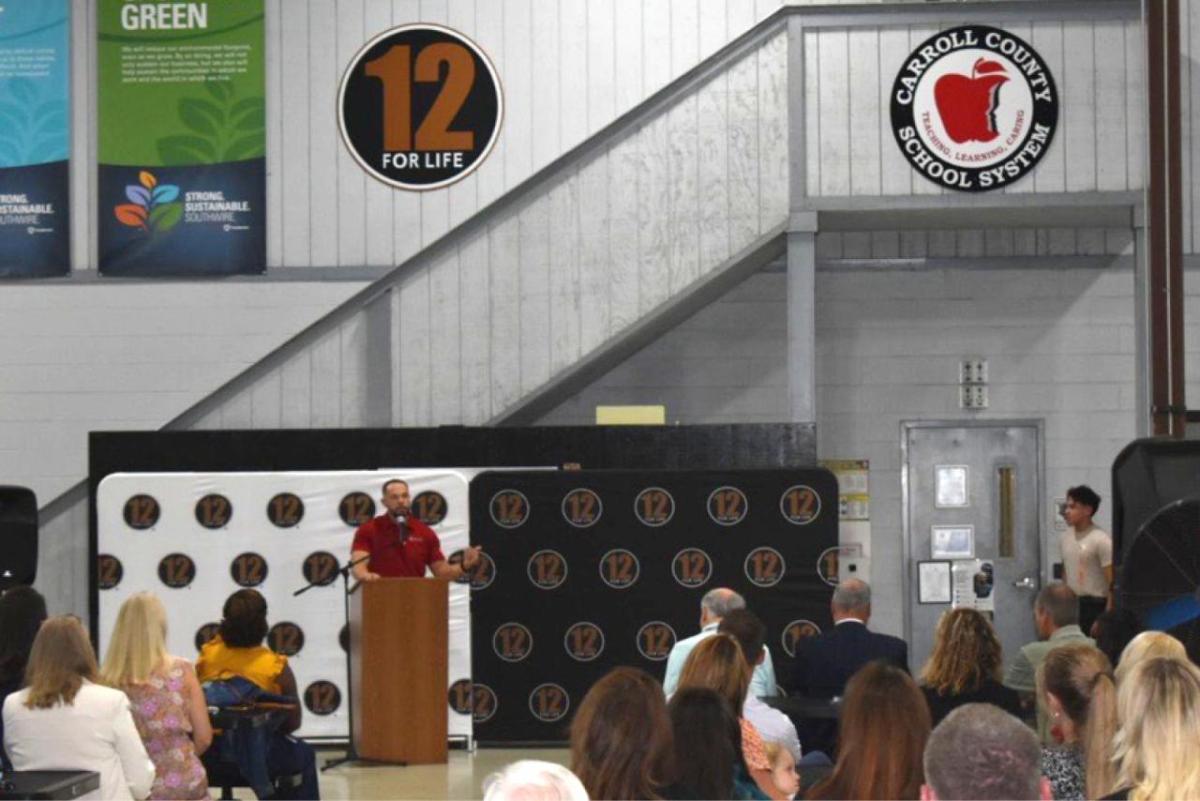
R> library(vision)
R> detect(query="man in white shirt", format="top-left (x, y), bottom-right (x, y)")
top-left (1059, 485), bottom-right (1113, 634)
top-left (719, 608), bottom-right (802, 762)
top-left (662, 588), bottom-right (776, 699)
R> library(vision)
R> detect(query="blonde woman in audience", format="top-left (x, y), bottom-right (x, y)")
top-left (101, 593), bottom-right (211, 800)
top-left (1106, 657), bottom-right (1200, 801)
top-left (1113, 631), bottom-right (1187, 684)
top-left (1036, 644), bottom-right (1117, 800)
top-left (2, 615), bottom-right (155, 800)
top-left (919, 608), bottom-right (1022, 726)
top-left (678, 634), bottom-right (786, 800)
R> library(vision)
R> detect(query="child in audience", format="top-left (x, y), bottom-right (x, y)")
top-left (102, 592), bottom-right (211, 800)
top-left (763, 741), bottom-right (800, 800)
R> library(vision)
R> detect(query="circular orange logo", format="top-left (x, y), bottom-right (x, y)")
top-left (599, 548), bottom-right (640, 589)
top-left (634, 487), bottom-right (675, 527)
top-left (528, 683), bottom-right (570, 723)
top-left (707, 486), bottom-right (748, 526)
top-left (489, 489), bottom-right (530, 529)
top-left (564, 622), bottom-right (605, 662)
top-left (817, 547), bottom-right (841, 587)
top-left (302, 551), bottom-right (340, 587)
top-left (671, 548), bottom-right (713, 588)
top-left (230, 552), bottom-right (268, 588)
top-left (781, 619), bottom-right (823, 657)
top-left (636, 621), bottom-right (677, 661)
top-left (471, 683), bottom-right (498, 723)
top-left (448, 678), bottom-right (473, 715)
top-left (339, 492), bottom-right (376, 526)
top-left (304, 681), bottom-right (342, 716)
top-left (266, 492), bottom-right (305, 527)
top-left (527, 550), bottom-right (568, 590)
top-left (562, 488), bottom-right (602, 528)
top-left (412, 491), bottom-right (448, 526)
top-left (744, 546), bottom-right (786, 588)
top-left (123, 494), bottom-right (160, 529)
top-left (157, 553), bottom-right (196, 588)
top-left (195, 493), bottom-right (233, 529)
top-left (780, 485), bottom-right (821, 525)
top-left (97, 554), bottom-right (124, 590)
top-left (492, 622), bottom-right (533, 662)
top-left (268, 622), bottom-right (305, 656)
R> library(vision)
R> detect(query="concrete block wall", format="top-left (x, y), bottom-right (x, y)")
top-left (0, 282), bottom-right (366, 504)
top-left (539, 257), bottom-right (1200, 638)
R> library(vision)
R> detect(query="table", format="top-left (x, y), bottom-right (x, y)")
top-left (0, 771), bottom-right (99, 800)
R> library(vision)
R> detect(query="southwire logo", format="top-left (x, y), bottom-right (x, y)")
top-left (890, 26), bottom-right (1058, 192)
top-left (114, 171), bottom-right (182, 234)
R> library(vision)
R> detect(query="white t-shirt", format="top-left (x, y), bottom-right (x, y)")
top-left (1060, 525), bottom-right (1113, 598)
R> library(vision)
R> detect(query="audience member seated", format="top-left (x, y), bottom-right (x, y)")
top-left (786, 579), bottom-right (906, 756)
top-left (569, 666), bottom-right (672, 800)
top-left (664, 588), bottom-right (776, 699)
top-left (919, 608), bottom-right (1021, 726)
top-left (1113, 631), bottom-right (1187, 685)
top-left (804, 662), bottom-right (929, 801)
top-left (196, 589), bottom-right (318, 800)
top-left (762, 741), bottom-right (800, 801)
top-left (1036, 644), bottom-right (1117, 800)
top-left (678, 635), bottom-right (785, 800)
top-left (101, 592), bottom-right (211, 800)
top-left (665, 686), bottom-right (759, 801)
top-left (0, 585), bottom-right (47, 772)
top-left (481, 759), bottom-right (589, 801)
top-left (1003, 583), bottom-right (1094, 741)
top-left (1106, 656), bottom-right (1200, 800)
top-left (1089, 609), bottom-right (1142, 670)
top-left (2, 615), bottom-right (155, 800)
top-left (720, 609), bottom-right (801, 762)
top-left (921, 703), bottom-right (1052, 800)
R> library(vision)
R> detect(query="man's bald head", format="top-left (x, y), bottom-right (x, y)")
top-left (831, 578), bottom-right (871, 623)
top-left (699, 588), bottom-right (745, 626)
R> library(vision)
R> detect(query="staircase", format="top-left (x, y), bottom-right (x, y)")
top-left (37, 12), bottom-right (792, 617)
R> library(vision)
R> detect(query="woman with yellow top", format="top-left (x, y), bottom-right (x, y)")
top-left (197, 590), bottom-right (318, 800)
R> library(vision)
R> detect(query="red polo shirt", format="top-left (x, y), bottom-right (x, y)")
top-left (351, 514), bottom-right (446, 578)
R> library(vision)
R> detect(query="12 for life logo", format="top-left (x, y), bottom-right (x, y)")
top-left (890, 26), bottom-right (1057, 191)
top-left (448, 679), bottom-right (498, 723)
top-left (339, 24), bottom-right (503, 191)
top-left (782, 620), bottom-right (822, 658)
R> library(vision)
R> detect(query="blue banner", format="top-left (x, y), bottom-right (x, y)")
top-left (0, 0), bottom-right (70, 277)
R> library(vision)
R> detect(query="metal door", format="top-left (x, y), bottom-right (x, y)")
top-left (903, 421), bottom-right (1043, 674)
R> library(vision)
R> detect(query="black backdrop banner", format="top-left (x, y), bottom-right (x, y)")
top-left (468, 468), bottom-right (838, 744)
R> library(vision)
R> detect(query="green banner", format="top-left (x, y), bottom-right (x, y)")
top-left (98, 0), bottom-right (265, 275)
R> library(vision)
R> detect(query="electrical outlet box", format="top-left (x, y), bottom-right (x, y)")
top-left (960, 385), bottom-right (989, 409)
top-left (959, 358), bottom-right (988, 384)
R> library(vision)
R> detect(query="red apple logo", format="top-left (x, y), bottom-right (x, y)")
top-left (934, 58), bottom-right (1009, 143)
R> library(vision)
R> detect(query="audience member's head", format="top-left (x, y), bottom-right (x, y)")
top-left (677, 633), bottom-right (750, 714)
top-left (481, 759), bottom-right (589, 801)
top-left (219, 589), bottom-right (269, 647)
top-left (1065, 485), bottom-right (1101, 517)
top-left (0, 585), bottom-right (47, 687)
top-left (921, 703), bottom-right (1050, 800)
top-left (920, 608), bottom-right (1004, 696)
top-left (1034, 582), bottom-right (1078, 639)
top-left (830, 579), bottom-right (871, 624)
top-left (763, 740), bottom-right (800, 800)
top-left (22, 615), bottom-right (98, 709)
top-left (1115, 631), bottom-right (1188, 686)
top-left (700, 588), bottom-right (745, 627)
top-left (718, 608), bottom-right (767, 670)
top-left (667, 687), bottom-right (740, 801)
top-left (806, 661), bottom-right (929, 800)
top-left (1113, 657), bottom-right (1200, 801)
top-left (1091, 608), bottom-right (1143, 668)
top-left (101, 592), bottom-right (170, 687)
top-left (1037, 643), bottom-right (1117, 798)
top-left (569, 667), bottom-right (671, 800)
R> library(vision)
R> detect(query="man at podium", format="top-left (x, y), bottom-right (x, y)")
top-left (351, 479), bottom-right (482, 581)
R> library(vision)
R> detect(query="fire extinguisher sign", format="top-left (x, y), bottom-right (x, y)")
top-left (338, 24), bottom-right (503, 191)
top-left (890, 25), bottom-right (1058, 193)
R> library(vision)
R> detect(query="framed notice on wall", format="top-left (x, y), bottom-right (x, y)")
top-left (0, 1), bottom-right (70, 277)
top-left (97, 0), bottom-right (265, 275)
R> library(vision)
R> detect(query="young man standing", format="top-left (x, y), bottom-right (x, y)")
top-left (1059, 485), bottom-right (1113, 634)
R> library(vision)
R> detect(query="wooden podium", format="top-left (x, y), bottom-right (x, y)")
top-left (349, 578), bottom-right (448, 764)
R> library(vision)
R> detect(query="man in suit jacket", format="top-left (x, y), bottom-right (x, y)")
top-left (788, 578), bottom-right (909, 699)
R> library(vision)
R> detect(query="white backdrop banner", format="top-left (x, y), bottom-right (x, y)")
top-left (97, 468), bottom-right (515, 741)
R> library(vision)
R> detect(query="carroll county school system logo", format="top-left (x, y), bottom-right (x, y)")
top-left (890, 25), bottom-right (1058, 192)
top-left (114, 171), bottom-right (182, 234)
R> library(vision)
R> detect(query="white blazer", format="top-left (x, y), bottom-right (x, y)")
top-left (2, 680), bottom-right (155, 800)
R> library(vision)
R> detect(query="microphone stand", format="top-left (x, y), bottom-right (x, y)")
top-left (293, 553), bottom-right (402, 771)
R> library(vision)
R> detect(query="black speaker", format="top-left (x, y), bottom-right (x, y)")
top-left (0, 486), bottom-right (37, 589)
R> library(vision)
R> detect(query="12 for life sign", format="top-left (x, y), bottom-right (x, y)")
top-left (339, 24), bottom-right (503, 191)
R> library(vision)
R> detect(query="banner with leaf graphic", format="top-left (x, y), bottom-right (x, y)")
top-left (98, 0), bottom-right (265, 275)
top-left (0, 0), bottom-right (71, 277)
